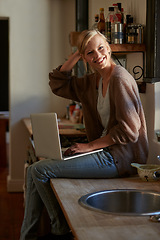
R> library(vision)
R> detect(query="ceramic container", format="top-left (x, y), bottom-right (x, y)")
top-left (131, 163), bottom-right (160, 181)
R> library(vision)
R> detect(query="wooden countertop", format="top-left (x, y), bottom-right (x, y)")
top-left (22, 118), bottom-right (86, 137)
top-left (50, 177), bottom-right (160, 240)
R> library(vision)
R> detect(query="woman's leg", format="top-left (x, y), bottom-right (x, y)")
top-left (31, 149), bottom-right (118, 234)
top-left (21, 149), bottom-right (119, 239)
top-left (20, 165), bottom-right (44, 240)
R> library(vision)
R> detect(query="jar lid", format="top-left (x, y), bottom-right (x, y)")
top-left (109, 7), bottom-right (114, 11)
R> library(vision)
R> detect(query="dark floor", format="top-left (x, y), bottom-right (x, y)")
top-left (0, 143), bottom-right (24, 240)
top-left (0, 142), bottom-right (52, 240)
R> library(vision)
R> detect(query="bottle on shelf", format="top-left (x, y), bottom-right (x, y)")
top-left (111, 4), bottom-right (123, 44)
top-left (126, 14), bottom-right (131, 25)
top-left (126, 15), bottom-right (134, 43)
top-left (121, 7), bottom-right (126, 42)
top-left (125, 14), bottom-right (130, 43)
top-left (109, 6), bottom-right (118, 44)
top-left (91, 14), bottom-right (99, 31)
top-left (113, 3), bottom-right (122, 23)
top-left (105, 7), bottom-right (115, 43)
top-left (136, 24), bottom-right (144, 44)
top-left (117, 3), bottom-right (124, 23)
top-left (120, 7), bottom-right (124, 24)
top-left (98, 8), bottom-right (105, 34)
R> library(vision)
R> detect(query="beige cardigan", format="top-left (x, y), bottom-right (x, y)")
top-left (49, 65), bottom-right (148, 177)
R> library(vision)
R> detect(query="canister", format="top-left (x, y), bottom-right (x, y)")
top-left (112, 23), bottom-right (123, 44)
top-left (136, 24), bottom-right (144, 43)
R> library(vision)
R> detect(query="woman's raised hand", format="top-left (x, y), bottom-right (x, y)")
top-left (60, 50), bottom-right (81, 72)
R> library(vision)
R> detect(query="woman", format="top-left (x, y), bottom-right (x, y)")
top-left (20, 30), bottom-right (148, 240)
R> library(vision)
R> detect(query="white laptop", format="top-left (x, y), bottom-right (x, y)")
top-left (30, 113), bottom-right (103, 160)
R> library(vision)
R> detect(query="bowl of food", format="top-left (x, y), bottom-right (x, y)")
top-left (131, 163), bottom-right (160, 181)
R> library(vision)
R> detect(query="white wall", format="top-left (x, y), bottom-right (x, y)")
top-left (0, 0), bottom-right (53, 191)
top-left (49, 0), bottom-right (75, 116)
top-left (145, 82), bottom-right (160, 164)
top-left (0, 0), bottom-right (75, 191)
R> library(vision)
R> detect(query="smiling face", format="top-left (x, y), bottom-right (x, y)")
top-left (83, 34), bottom-right (111, 71)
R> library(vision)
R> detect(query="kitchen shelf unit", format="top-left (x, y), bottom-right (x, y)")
top-left (69, 32), bottom-right (145, 53)
top-left (110, 43), bottom-right (146, 93)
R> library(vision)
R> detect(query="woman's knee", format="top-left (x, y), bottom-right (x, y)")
top-left (31, 160), bottom-right (49, 182)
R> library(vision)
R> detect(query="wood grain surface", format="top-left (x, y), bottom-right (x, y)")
top-left (50, 177), bottom-right (160, 240)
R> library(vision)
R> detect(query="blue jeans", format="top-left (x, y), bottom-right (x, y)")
top-left (20, 148), bottom-right (119, 240)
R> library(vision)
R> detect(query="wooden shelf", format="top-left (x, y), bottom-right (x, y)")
top-left (111, 44), bottom-right (145, 53)
top-left (69, 32), bottom-right (145, 53)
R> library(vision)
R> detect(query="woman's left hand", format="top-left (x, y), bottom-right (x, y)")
top-left (64, 143), bottom-right (92, 156)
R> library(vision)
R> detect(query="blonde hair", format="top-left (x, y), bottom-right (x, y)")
top-left (77, 30), bottom-right (114, 72)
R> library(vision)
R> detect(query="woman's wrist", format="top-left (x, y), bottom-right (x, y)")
top-left (74, 50), bottom-right (81, 58)
top-left (60, 50), bottom-right (81, 72)
top-left (70, 50), bottom-right (81, 63)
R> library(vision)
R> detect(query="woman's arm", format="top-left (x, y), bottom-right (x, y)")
top-left (89, 134), bottom-right (115, 150)
top-left (60, 50), bottom-right (81, 72)
top-left (49, 50), bottom-right (85, 102)
top-left (64, 134), bottom-right (115, 156)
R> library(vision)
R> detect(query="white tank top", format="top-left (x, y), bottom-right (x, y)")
top-left (97, 78), bottom-right (110, 137)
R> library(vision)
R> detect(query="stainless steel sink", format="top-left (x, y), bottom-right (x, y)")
top-left (78, 189), bottom-right (160, 216)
